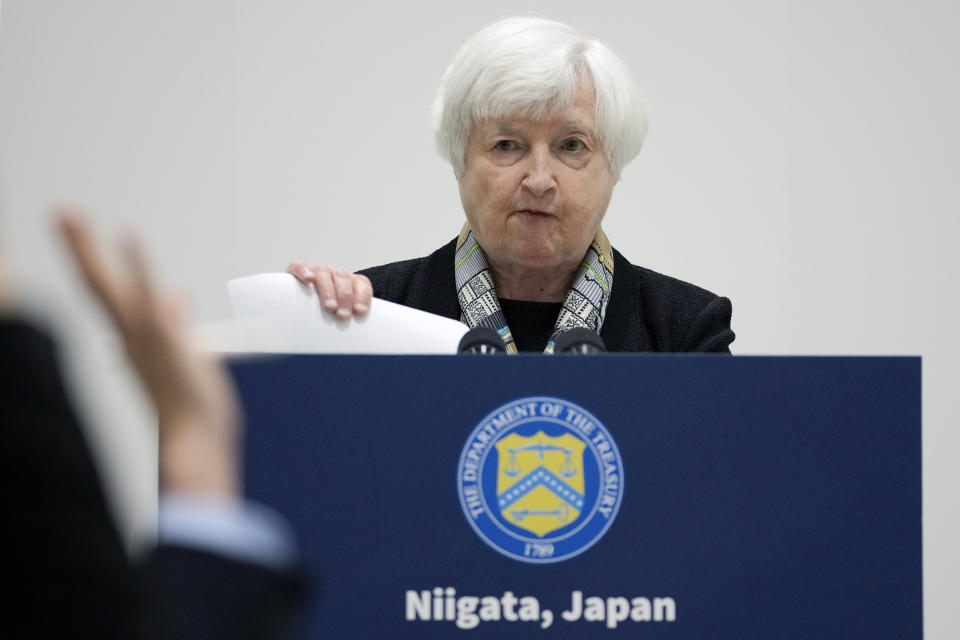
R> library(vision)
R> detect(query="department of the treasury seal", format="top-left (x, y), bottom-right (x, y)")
top-left (457, 396), bottom-right (625, 564)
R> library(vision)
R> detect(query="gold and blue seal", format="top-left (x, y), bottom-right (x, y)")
top-left (457, 396), bottom-right (624, 563)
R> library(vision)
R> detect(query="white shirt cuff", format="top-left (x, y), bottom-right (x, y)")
top-left (158, 493), bottom-right (298, 569)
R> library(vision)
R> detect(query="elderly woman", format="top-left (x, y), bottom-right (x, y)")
top-left (289, 16), bottom-right (734, 353)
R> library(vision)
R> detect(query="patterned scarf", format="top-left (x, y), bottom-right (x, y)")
top-left (454, 223), bottom-right (614, 354)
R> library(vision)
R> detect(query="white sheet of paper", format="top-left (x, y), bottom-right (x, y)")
top-left (223, 273), bottom-right (469, 354)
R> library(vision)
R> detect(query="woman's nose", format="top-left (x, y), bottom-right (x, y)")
top-left (521, 148), bottom-right (557, 197)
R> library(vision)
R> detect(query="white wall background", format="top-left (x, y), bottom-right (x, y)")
top-left (1, 0), bottom-right (956, 635)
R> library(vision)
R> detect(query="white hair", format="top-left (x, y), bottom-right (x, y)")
top-left (432, 16), bottom-right (649, 178)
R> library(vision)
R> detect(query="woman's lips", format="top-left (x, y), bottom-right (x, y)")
top-left (517, 209), bottom-right (552, 217)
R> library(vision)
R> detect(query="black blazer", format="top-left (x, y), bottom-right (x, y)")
top-left (358, 238), bottom-right (735, 353)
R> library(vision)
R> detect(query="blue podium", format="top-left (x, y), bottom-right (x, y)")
top-left (230, 354), bottom-right (922, 639)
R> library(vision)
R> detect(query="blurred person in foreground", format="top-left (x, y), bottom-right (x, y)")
top-left (289, 16), bottom-right (734, 353)
top-left (1, 210), bottom-right (306, 639)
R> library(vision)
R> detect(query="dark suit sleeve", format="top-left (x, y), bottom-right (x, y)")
top-left (137, 546), bottom-right (309, 640)
top-left (1, 318), bottom-right (138, 639)
top-left (679, 295), bottom-right (735, 353)
top-left (2, 318), bottom-right (309, 639)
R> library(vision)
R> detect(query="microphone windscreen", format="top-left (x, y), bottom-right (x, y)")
top-left (458, 326), bottom-right (506, 354)
top-left (553, 327), bottom-right (607, 354)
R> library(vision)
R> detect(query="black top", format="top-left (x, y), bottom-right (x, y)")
top-left (358, 238), bottom-right (735, 353)
top-left (499, 298), bottom-right (563, 352)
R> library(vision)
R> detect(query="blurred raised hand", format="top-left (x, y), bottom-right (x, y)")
top-left (58, 208), bottom-right (240, 501)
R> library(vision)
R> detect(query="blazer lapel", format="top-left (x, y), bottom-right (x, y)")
top-left (601, 250), bottom-right (650, 352)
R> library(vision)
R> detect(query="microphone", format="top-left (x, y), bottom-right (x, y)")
top-left (458, 326), bottom-right (507, 354)
top-left (553, 327), bottom-right (607, 354)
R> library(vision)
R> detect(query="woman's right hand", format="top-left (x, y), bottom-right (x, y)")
top-left (286, 262), bottom-right (373, 319)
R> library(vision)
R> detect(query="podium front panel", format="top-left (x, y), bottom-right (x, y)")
top-left (231, 354), bottom-right (921, 639)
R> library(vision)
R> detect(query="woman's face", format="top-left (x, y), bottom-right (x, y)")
top-left (457, 82), bottom-right (617, 276)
